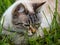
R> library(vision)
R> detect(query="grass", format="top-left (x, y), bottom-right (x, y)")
top-left (0, 0), bottom-right (60, 45)
top-left (0, 0), bottom-right (14, 19)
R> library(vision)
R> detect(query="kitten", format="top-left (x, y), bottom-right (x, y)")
top-left (1, 0), bottom-right (46, 36)
top-left (1, 0), bottom-right (46, 44)
top-left (1, 0), bottom-right (60, 45)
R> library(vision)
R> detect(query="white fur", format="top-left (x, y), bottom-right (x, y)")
top-left (1, 0), bottom-right (59, 44)
top-left (1, 0), bottom-right (56, 37)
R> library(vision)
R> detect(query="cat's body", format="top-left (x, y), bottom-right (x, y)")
top-left (1, 0), bottom-right (60, 45)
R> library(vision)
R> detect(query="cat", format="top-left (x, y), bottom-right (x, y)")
top-left (1, 0), bottom-right (46, 36)
top-left (1, 0), bottom-right (60, 45)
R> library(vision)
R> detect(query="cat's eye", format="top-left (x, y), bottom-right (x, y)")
top-left (24, 24), bottom-right (30, 27)
top-left (14, 22), bottom-right (23, 26)
top-left (35, 23), bottom-right (40, 27)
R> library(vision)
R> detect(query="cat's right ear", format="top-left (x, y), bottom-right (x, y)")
top-left (15, 3), bottom-right (25, 13)
top-left (12, 3), bottom-right (25, 16)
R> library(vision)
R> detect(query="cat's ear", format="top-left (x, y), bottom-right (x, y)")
top-left (14, 4), bottom-right (25, 13)
top-left (12, 3), bottom-right (25, 16)
top-left (33, 1), bottom-right (46, 11)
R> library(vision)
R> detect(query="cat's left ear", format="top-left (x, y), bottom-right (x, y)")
top-left (33, 1), bottom-right (46, 11)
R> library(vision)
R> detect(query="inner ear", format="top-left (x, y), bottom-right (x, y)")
top-left (33, 1), bottom-right (46, 11)
top-left (15, 3), bottom-right (25, 13)
top-left (12, 3), bottom-right (25, 16)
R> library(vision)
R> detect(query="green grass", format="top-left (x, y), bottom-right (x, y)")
top-left (0, 0), bottom-right (60, 45)
top-left (0, 0), bottom-right (15, 19)
top-left (0, 0), bottom-right (15, 45)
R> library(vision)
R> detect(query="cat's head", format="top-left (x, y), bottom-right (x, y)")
top-left (12, 1), bottom-right (46, 36)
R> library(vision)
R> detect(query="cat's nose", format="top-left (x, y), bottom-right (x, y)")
top-left (28, 25), bottom-right (37, 36)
